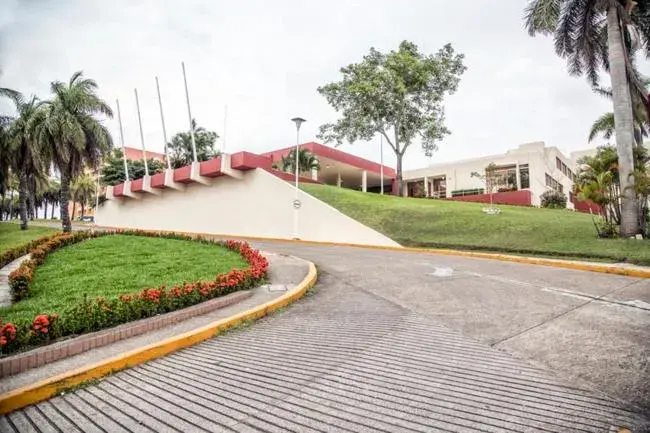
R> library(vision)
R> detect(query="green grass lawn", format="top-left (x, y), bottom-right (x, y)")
top-left (0, 234), bottom-right (248, 323)
top-left (303, 184), bottom-right (650, 265)
top-left (0, 223), bottom-right (59, 254)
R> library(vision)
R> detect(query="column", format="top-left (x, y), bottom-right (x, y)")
top-left (337, 172), bottom-right (342, 187)
top-left (311, 158), bottom-right (319, 181)
top-left (515, 163), bottom-right (521, 190)
top-left (424, 176), bottom-right (429, 197)
top-left (361, 170), bottom-right (367, 192)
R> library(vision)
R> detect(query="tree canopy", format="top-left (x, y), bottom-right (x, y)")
top-left (317, 40), bottom-right (465, 195)
top-left (100, 149), bottom-right (165, 186)
top-left (168, 118), bottom-right (219, 168)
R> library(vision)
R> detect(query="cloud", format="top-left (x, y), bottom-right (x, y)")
top-left (0, 0), bottom-right (638, 170)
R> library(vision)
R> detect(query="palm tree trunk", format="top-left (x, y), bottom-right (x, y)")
top-left (608, 5), bottom-right (638, 237)
top-left (60, 170), bottom-right (72, 232)
top-left (9, 189), bottom-right (13, 221)
top-left (18, 171), bottom-right (28, 230)
top-left (43, 200), bottom-right (48, 220)
top-left (81, 202), bottom-right (85, 218)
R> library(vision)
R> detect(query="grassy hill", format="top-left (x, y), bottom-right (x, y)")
top-left (302, 184), bottom-right (650, 265)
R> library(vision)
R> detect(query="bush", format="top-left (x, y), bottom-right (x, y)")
top-left (540, 190), bottom-right (567, 209)
top-left (1, 231), bottom-right (269, 356)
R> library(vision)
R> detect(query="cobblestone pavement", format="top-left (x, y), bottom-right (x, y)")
top-left (1, 240), bottom-right (649, 432)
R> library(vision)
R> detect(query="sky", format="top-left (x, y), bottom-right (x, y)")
top-left (0, 0), bottom-right (644, 171)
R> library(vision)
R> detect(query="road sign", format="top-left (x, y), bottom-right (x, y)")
top-left (293, 199), bottom-right (301, 209)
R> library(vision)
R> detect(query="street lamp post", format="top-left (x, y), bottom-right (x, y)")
top-left (291, 117), bottom-right (306, 239)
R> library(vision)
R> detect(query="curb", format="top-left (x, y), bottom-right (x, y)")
top-left (90, 224), bottom-right (650, 279)
top-left (0, 260), bottom-right (317, 415)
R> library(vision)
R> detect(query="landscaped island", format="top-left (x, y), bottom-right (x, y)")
top-left (0, 230), bottom-right (268, 355)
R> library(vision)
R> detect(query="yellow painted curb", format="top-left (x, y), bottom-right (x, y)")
top-left (91, 224), bottom-right (650, 279)
top-left (0, 261), bottom-right (317, 415)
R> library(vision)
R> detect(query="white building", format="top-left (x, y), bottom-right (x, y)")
top-left (404, 141), bottom-right (595, 207)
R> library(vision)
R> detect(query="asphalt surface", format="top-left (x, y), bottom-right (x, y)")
top-left (1, 240), bottom-right (649, 432)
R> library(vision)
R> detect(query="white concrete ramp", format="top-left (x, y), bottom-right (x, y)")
top-left (97, 155), bottom-right (399, 247)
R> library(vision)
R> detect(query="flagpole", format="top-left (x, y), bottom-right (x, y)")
top-left (222, 104), bottom-right (227, 154)
top-left (134, 88), bottom-right (149, 176)
top-left (155, 76), bottom-right (172, 170)
top-left (182, 61), bottom-right (198, 162)
top-left (116, 99), bottom-right (130, 181)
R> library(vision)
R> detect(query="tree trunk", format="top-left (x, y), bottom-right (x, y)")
top-left (51, 201), bottom-right (55, 219)
top-left (18, 171), bottom-right (28, 230)
top-left (9, 189), bottom-right (13, 221)
top-left (60, 170), bottom-right (72, 232)
top-left (81, 202), bottom-right (85, 218)
top-left (43, 201), bottom-right (48, 221)
top-left (396, 153), bottom-right (405, 197)
top-left (608, 6), bottom-right (638, 237)
top-left (0, 191), bottom-right (4, 221)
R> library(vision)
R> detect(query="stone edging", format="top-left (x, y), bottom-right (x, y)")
top-left (0, 290), bottom-right (252, 379)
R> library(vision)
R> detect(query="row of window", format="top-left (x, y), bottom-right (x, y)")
top-left (556, 157), bottom-right (575, 181)
top-left (545, 173), bottom-right (564, 193)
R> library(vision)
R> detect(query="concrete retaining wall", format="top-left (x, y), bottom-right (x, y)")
top-left (97, 168), bottom-right (399, 247)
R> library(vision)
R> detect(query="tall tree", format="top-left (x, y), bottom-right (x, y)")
top-left (317, 41), bottom-right (466, 196)
top-left (168, 118), bottom-right (219, 169)
top-left (34, 71), bottom-right (113, 232)
top-left (8, 96), bottom-right (48, 230)
top-left (525, 0), bottom-right (650, 236)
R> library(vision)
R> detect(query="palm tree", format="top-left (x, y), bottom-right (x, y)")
top-left (525, 0), bottom-right (650, 237)
top-left (280, 148), bottom-right (320, 175)
top-left (8, 96), bottom-right (49, 230)
top-left (0, 86), bottom-right (20, 221)
top-left (42, 179), bottom-right (60, 219)
top-left (588, 71), bottom-right (650, 144)
top-left (35, 71), bottom-right (113, 232)
top-left (71, 174), bottom-right (95, 219)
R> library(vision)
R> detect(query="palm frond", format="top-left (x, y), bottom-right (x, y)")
top-left (524, 0), bottom-right (562, 35)
top-left (588, 111), bottom-right (616, 142)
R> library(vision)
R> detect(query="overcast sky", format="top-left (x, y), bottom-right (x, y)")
top-left (1, 0), bottom-right (645, 170)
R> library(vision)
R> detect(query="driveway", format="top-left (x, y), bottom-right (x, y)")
top-left (1, 240), bottom-right (648, 432)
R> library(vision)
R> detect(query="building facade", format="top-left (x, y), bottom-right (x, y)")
top-left (403, 141), bottom-right (593, 207)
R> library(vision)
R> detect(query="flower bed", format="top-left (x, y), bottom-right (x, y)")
top-left (1, 230), bottom-right (268, 356)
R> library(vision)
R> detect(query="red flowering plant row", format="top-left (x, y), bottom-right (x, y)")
top-left (1, 230), bottom-right (268, 356)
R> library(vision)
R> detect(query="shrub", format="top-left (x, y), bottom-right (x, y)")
top-left (0, 231), bottom-right (268, 356)
top-left (540, 190), bottom-right (567, 209)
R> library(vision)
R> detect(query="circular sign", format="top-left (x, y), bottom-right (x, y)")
top-left (293, 199), bottom-right (302, 209)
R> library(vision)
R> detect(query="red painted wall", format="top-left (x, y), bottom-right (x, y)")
top-left (448, 190), bottom-right (532, 206)
top-left (572, 198), bottom-right (602, 214)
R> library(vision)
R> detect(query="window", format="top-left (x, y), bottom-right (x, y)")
top-left (545, 172), bottom-right (564, 193)
top-left (519, 164), bottom-right (530, 189)
top-left (486, 164), bottom-right (517, 192)
top-left (556, 157), bottom-right (562, 170)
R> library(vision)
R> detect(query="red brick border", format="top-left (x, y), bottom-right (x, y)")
top-left (0, 290), bottom-right (252, 378)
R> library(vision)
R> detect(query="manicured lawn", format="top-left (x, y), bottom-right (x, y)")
top-left (0, 223), bottom-right (59, 254)
top-left (303, 184), bottom-right (650, 265)
top-left (0, 234), bottom-right (248, 323)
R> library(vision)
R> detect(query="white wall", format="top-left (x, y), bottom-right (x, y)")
top-left (404, 141), bottom-right (581, 206)
top-left (97, 169), bottom-right (400, 247)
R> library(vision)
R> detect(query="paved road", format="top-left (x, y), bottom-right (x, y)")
top-left (2, 241), bottom-right (649, 432)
